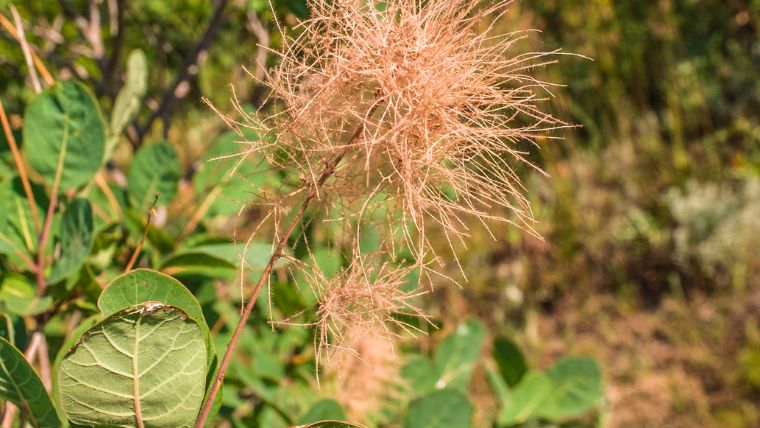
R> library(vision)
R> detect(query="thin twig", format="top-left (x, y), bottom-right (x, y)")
top-left (36, 335), bottom-right (52, 391)
top-left (94, 172), bottom-right (123, 220)
top-left (0, 97), bottom-right (40, 232)
top-left (136, 0), bottom-right (230, 143)
top-left (0, 13), bottom-right (55, 85)
top-left (0, 404), bottom-right (17, 428)
top-left (125, 193), bottom-right (159, 273)
top-left (180, 186), bottom-right (222, 240)
top-left (9, 5), bottom-right (42, 93)
top-left (194, 103), bottom-right (379, 426)
top-left (36, 130), bottom-right (67, 295)
top-left (102, 0), bottom-right (125, 96)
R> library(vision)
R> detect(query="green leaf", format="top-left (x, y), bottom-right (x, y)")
top-left (48, 198), bottom-right (94, 284)
top-left (401, 355), bottom-right (439, 394)
top-left (0, 127), bottom-right (21, 180)
top-left (51, 314), bottom-right (101, 425)
top-left (0, 337), bottom-right (61, 427)
top-left (0, 176), bottom-right (41, 265)
top-left (497, 357), bottom-right (603, 425)
top-left (539, 357), bottom-right (603, 420)
top-left (58, 304), bottom-right (207, 427)
top-left (0, 313), bottom-right (13, 343)
top-left (493, 337), bottom-right (529, 388)
top-left (497, 372), bottom-right (554, 425)
top-left (127, 141), bottom-right (181, 210)
top-left (23, 81), bottom-right (106, 191)
top-left (405, 389), bottom-right (473, 428)
top-left (0, 273), bottom-right (53, 316)
top-left (98, 269), bottom-right (215, 370)
top-left (111, 50), bottom-right (148, 137)
top-left (299, 399), bottom-right (346, 424)
top-left (98, 269), bottom-right (204, 321)
top-left (432, 319), bottom-right (486, 390)
top-left (161, 242), bottom-right (289, 279)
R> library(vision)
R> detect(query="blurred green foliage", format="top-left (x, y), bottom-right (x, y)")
top-left (0, 0), bottom-right (759, 427)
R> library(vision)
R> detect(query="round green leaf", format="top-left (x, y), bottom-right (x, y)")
top-left (58, 304), bottom-right (207, 427)
top-left (405, 389), bottom-right (472, 428)
top-left (98, 269), bottom-right (204, 321)
top-left (23, 81), bottom-right (106, 191)
top-left (127, 141), bottom-right (181, 210)
top-left (0, 337), bottom-right (61, 427)
top-left (98, 269), bottom-right (215, 373)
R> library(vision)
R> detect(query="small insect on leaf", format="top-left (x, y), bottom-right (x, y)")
top-left (139, 301), bottom-right (165, 317)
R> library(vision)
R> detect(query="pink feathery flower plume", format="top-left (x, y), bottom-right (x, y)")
top-left (246, 0), bottom-right (569, 272)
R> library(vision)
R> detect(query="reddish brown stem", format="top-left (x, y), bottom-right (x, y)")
top-left (0, 97), bottom-right (40, 232)
top-left (194, 161), bottom-right (335, 427)
top-left (36, 126), bottom-right (67, 294)
top-left (194, 100), bottom-right (379, 425)
top-left (190, 108), bottom-right (378, 428)
top-left (36, 190), bottom-right (58, 294)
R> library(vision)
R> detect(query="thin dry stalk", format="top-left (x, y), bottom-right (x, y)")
top-left (10, 5), bottom-right (42, 93)
top-left (0, 97), bottom-right (40, 232)
top-left (0, 13), bottom-right (55, 85)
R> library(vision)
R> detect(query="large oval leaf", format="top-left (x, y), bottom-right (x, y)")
top-left (98, 269), bottom-right (215, 370)
top-left (58, 304), bottom-right (207, 427)
top-left (48, 198), bottom-right (94, 284)
top-left (127, 141), bottom-right (181, 210)
top-left (23, 81), bottom-right (105, 191)
top-left (0, 337), bottom-right (61, 427)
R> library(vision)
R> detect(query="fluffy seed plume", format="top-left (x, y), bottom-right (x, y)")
top-left (326, 326), bottom-right (403, 421)
top-left (311, 259), bottom-right (427, 367)
top-left (243, 0), bottom-right (568, 268)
